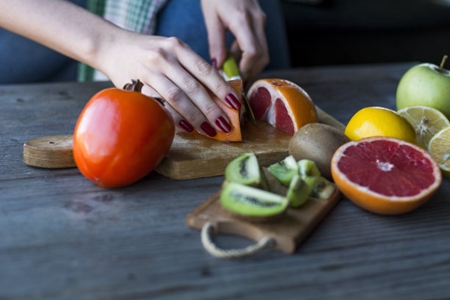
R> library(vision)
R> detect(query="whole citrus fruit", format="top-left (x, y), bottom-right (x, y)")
top-left (345, 106), bottom-right (416, 144)
top-left (247, 79), bottom-right (318, 136)
top-left (331, 137), bottom-right (442, 215)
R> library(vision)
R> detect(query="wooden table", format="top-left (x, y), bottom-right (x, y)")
top-left (2, 63), bottom-right (450, 299)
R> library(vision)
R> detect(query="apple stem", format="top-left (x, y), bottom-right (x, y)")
top-left (439, 55), bottom-right (448, 72)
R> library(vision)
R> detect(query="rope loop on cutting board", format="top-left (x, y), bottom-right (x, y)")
top-left (201, 222), bottom-right (276, 259)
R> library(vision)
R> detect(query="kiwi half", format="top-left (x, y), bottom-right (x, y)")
top-left (220, 181), bottom-right (289, 220)
top-left (225, 152), bottom-right (268, 189)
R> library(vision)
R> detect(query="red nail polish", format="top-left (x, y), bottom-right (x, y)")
top-left (226, 93), bottom-right (241, 110)
top-left (179, 120), bottom-right (194, 132)
top-left (216, 117), bottom-right (231, 133)
top-left (201, 122), bottom-right (217, 137)
top-left (210, 58), bottom-right (217, 69)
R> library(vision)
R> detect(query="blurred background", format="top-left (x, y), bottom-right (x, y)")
top-left (283, 0), bottom-right (450, 67)
top-left (1, 0), bottom-right (449, 83)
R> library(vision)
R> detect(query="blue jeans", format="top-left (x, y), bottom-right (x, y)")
top-left (156, 0), bottom-right (291, 71)
top-left (0, 0), bottom-right (290, 84)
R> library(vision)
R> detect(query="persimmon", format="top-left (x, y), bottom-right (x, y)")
top-left (73, 80), bottom-right (175, 188)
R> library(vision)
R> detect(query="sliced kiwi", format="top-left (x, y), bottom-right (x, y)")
top-left (267, 155), bottom-right (299, 186)
top-left (302, 176), bottom-right (335, 200)
top-left (312, 176), bottom-right (335, 199)
top-left (225, 152), bottom-right (268, 189)
top-left (263, 167), bottom-right (288, 196)
top-left (298, 159), bottom-right (321, 177)
top-left (220, 181), bottom-right (289, 220)
top-left (286, 174), bottom-right (312, 208)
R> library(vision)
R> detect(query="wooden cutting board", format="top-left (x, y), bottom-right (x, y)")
top-left (183, 107), bottom-right (344, 256)
top-left (155, 106), bottom-right (344, 179)
top-left (23, 106), bottom-right (344, 180)
top-left (186, 183), bottom-right (342, 255)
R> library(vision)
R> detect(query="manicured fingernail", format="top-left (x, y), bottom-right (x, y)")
top-left (179, 120), bottom-right (194, 132)
top-left (215, 117), bottom-right (231, 133)
top-left (201, 122), bottom-right (217, 137)
top-left (226, 93), bottom-right (241, 110)
top-left (210, 58), bottom-right (217, 69)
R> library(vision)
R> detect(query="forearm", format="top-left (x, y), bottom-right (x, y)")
top-left (0, 0), bottom-right (122, 71)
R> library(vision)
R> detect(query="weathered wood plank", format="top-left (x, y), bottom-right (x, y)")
top-left (2, 63), bottom-right (450, 300)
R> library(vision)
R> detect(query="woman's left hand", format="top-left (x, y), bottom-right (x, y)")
top-left (201, 0), bottom-right (269, 82)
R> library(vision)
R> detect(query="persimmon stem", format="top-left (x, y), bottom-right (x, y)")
top-left (123, 79), bottom-right (143, 92)
top-left (439, 55), bottom-right (448, 72)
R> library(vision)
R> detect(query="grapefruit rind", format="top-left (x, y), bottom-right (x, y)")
top-left (331, 137), bottom-right (442, 215)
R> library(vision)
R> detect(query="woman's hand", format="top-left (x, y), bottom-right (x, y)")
top-left (201, 0), bottom-right (270, 82)
top-left (98, 33), bottom-right (242, 136)
top-left (0, 0), bottom-right (244, 135)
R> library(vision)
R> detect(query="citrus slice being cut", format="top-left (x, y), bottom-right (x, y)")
top-left (345, 106), bottom-right (416, 144)
top-left (398, 105), bottom-right (450, 149)
top-left (247, 79), bottom-right (318, 136)
top-left (331, 137), bottom-right (442, 215)
top-left (428, 126), bottom-right (450, 178)
top-left (197, 79), bottom-right (243, 142)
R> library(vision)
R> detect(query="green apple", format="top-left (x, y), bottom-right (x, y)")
top-left (396, 55), bottom-right (450, 119)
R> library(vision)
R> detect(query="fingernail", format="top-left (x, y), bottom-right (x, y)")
top-left (179, 120), bottom-right (194, 132)
top-left (225, 93), bottom-right (241, 110)
top-left (215, 117), bottom-right (231, 133)
top-left (210, 58), bottom-right (217, 69)
top-left (201, 122), bottom-right (217, 137)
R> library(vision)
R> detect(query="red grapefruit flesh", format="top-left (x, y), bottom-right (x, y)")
top-left (250, 87), bottom-right (271, 119)
top-left (331, 137), bottom-right (442, 215)
top-left (247, 79), bottom-right (317, 136)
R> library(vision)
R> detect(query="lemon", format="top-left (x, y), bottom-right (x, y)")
top-left (428, 126), bottom-right (450, 177)
top-left (398, 105), bottom-right (450, 149)
top-left (345, 106), bottom-right (416, 144)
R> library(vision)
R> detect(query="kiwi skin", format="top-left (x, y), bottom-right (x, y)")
top-left (289, 123), bottom-right (350, 180)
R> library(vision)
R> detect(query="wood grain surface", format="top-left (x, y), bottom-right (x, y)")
top-left (21, 107), bottom-right (341, 179)
top-left (2, 63), bottom-right (450, 300)
top-left (155, 106), bottom-right (342, 180)
top-left (186, 187), bottom-right (342, 254)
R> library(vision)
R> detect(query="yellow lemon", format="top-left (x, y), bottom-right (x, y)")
top-left (428, 126), bottom-right (450, 178)
top-left (345, 106), bottom-right (416, 144)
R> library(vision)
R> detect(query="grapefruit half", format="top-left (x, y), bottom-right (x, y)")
top-left (247, 79), bottom-right (318, 136)
top-left (331, 137), bottom-right (442, 215)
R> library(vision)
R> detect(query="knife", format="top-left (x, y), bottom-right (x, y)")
top-left (221, 53), bottom-right (256, 124)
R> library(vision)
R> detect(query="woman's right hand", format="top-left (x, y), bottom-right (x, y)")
top-left (97, 32), bottom-right (242, 136)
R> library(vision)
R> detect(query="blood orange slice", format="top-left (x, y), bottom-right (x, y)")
top-left (331, 137), bottom-right (442, 215)
top-left (247, 79), bottom-right (318, 136)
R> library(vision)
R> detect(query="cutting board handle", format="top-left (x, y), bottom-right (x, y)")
top-left (201, 222), bottom-right (276, 259)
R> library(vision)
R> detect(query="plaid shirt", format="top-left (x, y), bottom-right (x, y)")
top-left (79, 0), bottom-right (168, 81)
